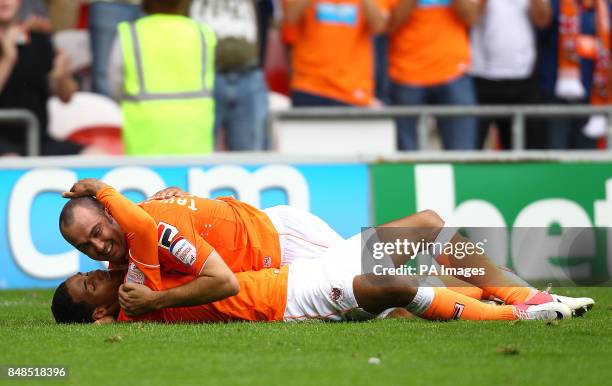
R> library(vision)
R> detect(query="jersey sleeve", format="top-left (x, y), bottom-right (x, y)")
top-left (145, 200), bottom-right (214, 277)
top-left (96, 186), bottom-right (164, 290)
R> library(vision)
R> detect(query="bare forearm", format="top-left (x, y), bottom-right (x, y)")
top-left (388, 0), bottom-right (417, 34)
top-left (452, 0), bottom-right (483, 27)
top-left (362, 0), bottom-right (388, 35)
top-left (50, 74), bottom-right (77, 103)
top-left (155, 275), bottom-right (239, 309)
top-left (529, 0), bottom-right (552, 29)
top-left (284, 0), bottom-right (311, 24)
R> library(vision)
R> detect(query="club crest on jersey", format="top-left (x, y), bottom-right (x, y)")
top-left (170, 236), bottom-right (197, 266)
top-left (126, 262), bottom-right (145, 285)
top-left (330, 287), bottom-right (344, 303)
top-left (158, 222), bottom-right (179, 250)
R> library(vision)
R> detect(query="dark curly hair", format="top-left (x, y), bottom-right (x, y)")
top-left (51, 281), bottom-right (95, 324)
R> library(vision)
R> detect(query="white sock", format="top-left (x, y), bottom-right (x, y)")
top-left (406, 286), bottom-right (434, 315)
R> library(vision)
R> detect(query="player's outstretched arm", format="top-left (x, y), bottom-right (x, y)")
top-left (118, 250), bottom-right (239, 316)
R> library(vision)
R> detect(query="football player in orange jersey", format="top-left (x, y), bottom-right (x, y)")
top-left (59, 178), bottom-right (346, 316)
top-left (51, 249), bottom-right (573, 325)
top-left (52, 184), bottom-right (574, 325)
top-left (59, 179), bottom-right (594, 319)
top-left (60, 179), bottom-right (240, 313)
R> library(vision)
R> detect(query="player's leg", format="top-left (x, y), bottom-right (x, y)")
top-left (425, 275), bottom-right (488, 301)
top-left (264, 205), bottom-right (345, 265)
top-left (352, 273), bottom-right (570, 321)
top-left (376, 210), bottom-right (594, 313)
top-left (282, 234), bottom-right (569, 322)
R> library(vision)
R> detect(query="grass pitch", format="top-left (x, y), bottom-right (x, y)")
top-left (1, 287), bottom-right (611, 386)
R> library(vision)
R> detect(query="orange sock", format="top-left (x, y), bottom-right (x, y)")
top-left (420, 288), bottom-right (516, 321)
top-left (447, 286), bottom-right (485, 300)
top-left (482, 286), bottom-right (534, 305)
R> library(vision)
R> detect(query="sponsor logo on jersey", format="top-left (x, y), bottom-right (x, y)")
top-left (169, 236), bottom-right (197, 266)
top-left (316, 3), bottom-right (358, 25)
top-left (330, 287), bottom-right (344, 302)
top-left (452, 303), bottom-right (465, 320)
top-left (158, 222), bottom-right (179, 250)
top-left (126, 262), bottom-right (145, 285)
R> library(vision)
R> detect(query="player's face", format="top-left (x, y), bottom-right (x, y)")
top-left (0, 0), bottom-right (20, 24)
top-left (61, 206), bottom-right (128, 264)
top-left (65, 269), bottom-right (123, 309)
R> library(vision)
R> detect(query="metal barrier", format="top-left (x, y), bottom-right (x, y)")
top-left (271, 104), bottom-right (612, 150)
top-left (0, 110), bottom-right (40, 156)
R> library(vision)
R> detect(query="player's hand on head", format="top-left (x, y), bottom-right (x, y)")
top-left (150, 186), bottom-right (186, 200)
top-left (119, 282), bottom-right (160, 316)
top-left (62, 178), bottom-right (108, 199)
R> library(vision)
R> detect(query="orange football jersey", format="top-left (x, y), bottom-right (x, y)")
top-left (138, 195), bottom-right (282, 276)
top-left (117, 266), bottom-right (289, 323)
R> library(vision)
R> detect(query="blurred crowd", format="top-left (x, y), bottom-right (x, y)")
top-left (0, 0), bottom-right (610, 156)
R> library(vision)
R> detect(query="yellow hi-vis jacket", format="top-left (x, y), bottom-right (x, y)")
top-left (118, 14), bottom-right (216, 155)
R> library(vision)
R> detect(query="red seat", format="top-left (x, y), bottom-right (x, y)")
top-left (68, 126), bottom-right (124, 155)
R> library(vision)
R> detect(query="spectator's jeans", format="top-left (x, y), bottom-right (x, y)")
top-left (543, 95), bottom-right (597, 150)
top-left (291, 90), bottom-right (351, 107)
top-left (474, 76), bottom-right (546, 150)
top-left (391, 75), bottom-right (477, 150)
top-left (89, 1), bottom-right (143, 97)
top-left (215, 68), bottom-right (269, 150)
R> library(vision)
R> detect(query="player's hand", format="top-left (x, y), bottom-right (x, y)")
top-left (118, 282), bottom-right (160, 316)
top-left (94, 315), bottom-right (116, 325)
top-left (150, 186), bottom-right (187, 200)
top-left (62, 178), bottom-right (108, 199)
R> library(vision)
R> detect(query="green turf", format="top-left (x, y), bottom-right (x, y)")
top-left (1, 287), bottom-right (611, 386)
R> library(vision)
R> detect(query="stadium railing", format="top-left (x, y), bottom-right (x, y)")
top-left (0, 109), bottom-right (40, 156)
top-left (270, 104), bottom-right (612, 151)
top-left (2, 105), bottom-right (611, 156)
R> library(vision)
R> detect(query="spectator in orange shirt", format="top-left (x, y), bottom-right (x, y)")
top-left (388, 0), bottom-right (482, 150)
top-left (283, 0), bottom-right (390, 106)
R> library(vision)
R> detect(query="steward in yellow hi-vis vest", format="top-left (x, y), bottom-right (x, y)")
top-left (117, 13), bottom-right (216, 155)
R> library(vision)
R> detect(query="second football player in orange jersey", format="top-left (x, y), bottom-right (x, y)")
top-left (60, 179), bottom-right (344, 316)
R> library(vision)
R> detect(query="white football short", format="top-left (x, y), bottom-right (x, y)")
top-left (283, 234), bottom-right (372, 322)
top-left (264, 205), bottom-right (344, 265)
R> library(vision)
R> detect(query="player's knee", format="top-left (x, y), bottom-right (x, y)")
top-left (226, 274), bottom-right (240, 297)
top-left (379, 276), bottom-right (420, 306)
top-left (417, 209), bottom-right (445, 229)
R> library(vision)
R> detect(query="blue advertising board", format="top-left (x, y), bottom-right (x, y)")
top-left (0, 163), bottom-right (369, 288)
